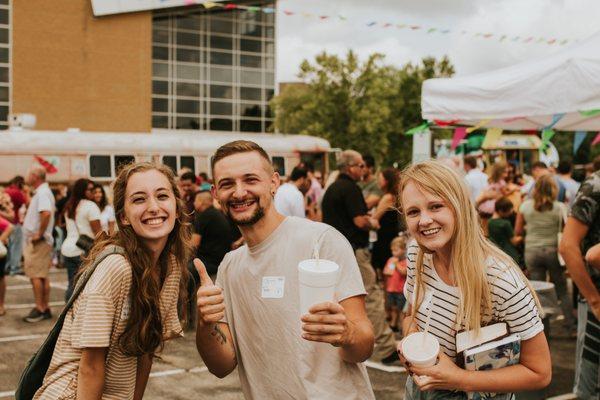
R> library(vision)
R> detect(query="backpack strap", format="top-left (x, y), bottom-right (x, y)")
top-left (60, 245), bottom-right (126, 319)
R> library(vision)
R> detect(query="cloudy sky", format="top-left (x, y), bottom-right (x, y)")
top-left (275, 0), bottom-right (600, 83)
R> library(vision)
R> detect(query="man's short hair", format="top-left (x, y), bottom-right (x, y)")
top-left (464, 155), bottom-right (477, 169)
top-left (29, 166), bottom-right (46, 181)
top-left (180, 171), bottom-right (196, 182)
top-left (211, 140), bottom-right (272, 175)
top-left (531, 161), bottom-right (547, 170)
top-left (289, 166), bottom-right (308, 182)
top-left (337, 150), bottom-right (361, 171)
top-left (363, 155), bottom-right (375, 169)
top-left (199, 172), bottom-right (209, 181)
top-left (557, 159), bottom-right (573, 175)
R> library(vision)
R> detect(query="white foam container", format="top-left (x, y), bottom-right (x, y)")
top-left (298, 259), bottom-right (340, 315)
top-left (400, 331), bottom-right (440, 367)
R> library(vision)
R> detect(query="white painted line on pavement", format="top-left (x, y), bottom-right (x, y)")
top-left (149, 366), bottom-right (210, 378)
top-left (7, 282), bottom-right (69, 291)
top-left (0, 366), bottom-right (212, 398)
top-left (546, 394), bottom-right (577, 400)
top-left (14, 275), bottom-right (68, 290)
top-left (149, 368), bottom-right (187, 377)
top-left (364, 360), bottom-right (406, 373)
top-left (6, 300), bottom-right (65, 310)
top-left (0, 333), bottom-right (46, 343)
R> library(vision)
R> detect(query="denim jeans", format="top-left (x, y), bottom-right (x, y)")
top-left (574, 300), bottom-right (600, 399)
top-left (63, 255), bottom-right (82, 302)
top-left (404, 376), bottom-right (515, 400)
top-left (7, 224), bottom-right (23, 274)
top-left (525, 246), bottom-right (576, 330)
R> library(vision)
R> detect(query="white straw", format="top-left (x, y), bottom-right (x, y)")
top-left (422, 296), bottom-right (434, 345)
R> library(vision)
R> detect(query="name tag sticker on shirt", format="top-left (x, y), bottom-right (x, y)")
top-left (261, 276), bottom-right (285, 299)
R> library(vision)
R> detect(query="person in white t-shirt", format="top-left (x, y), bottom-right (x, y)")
top-left (93, 183), bottom-right (116, 234)
top-left (398, 160), bottom-right (550, 398)
top-left (274, 166), bottom-right (310, 218)
top-left (462, 155), bottom-right (488, 204)
top-left (61, 179), bottom-right (101, 301)
top-left (22, 167), bottom-right (56, 323)
top-left (193, 140), bottom-right (375, 399)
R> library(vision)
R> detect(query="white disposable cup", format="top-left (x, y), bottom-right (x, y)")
top-left (298, 259), bottom-right (340, 315)
top-left (400, 332), bottom-right (440, 367)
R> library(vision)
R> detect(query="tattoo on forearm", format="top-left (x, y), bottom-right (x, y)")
top-left (210, 324), bottom-right (227, 345)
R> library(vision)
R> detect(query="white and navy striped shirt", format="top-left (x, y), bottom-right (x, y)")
top-left (404, 243), bottom-right (544, 361)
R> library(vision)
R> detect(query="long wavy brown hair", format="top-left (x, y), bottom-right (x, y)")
top-left (77, 162), bottom-right (192, 357)
top-left (533, 174), bottom-right (557, 212)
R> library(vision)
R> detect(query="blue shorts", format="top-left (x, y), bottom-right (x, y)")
top-left (387, 292), bottom-right (406, 310)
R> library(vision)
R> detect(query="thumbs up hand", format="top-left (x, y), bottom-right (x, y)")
top-left (194, 258), bottom-right (225, 325)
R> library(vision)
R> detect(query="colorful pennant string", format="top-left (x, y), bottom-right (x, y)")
top-left (593, 133), bottom-right (600, 146)
top-left (182, 2), bottom-right (576, 46)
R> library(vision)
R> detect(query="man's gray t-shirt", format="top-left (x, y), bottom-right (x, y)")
top-left (216, 217), bottom-right (374, 400)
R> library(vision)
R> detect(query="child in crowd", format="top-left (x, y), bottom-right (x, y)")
top-left (383, 235), bottom-right (407, 332)
top-left (488, 197), bottom-right (522, 267)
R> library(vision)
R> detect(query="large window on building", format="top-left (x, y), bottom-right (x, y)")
top-left (152, 1), bottom-right (275, 133)
top-left (0, 0), bottom-right (9, 130)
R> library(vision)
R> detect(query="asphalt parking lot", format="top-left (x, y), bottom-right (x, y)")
top-left (0, 267), bottom-right (577, 399)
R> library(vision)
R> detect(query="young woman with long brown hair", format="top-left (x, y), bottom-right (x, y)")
top-left (398, 160), bottom-right (551, 399)
top-left (34, 162), bottom-right (192, 400)
top-left (515, 174), bottom-right (575, 333)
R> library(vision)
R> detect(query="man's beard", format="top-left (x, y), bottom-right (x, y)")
top-left (225, 196), bottom-right (266, 226)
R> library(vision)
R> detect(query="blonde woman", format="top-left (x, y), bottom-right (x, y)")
top-left (515, 174), bottom-right (575, 333)
top-left (398, 160), bottom-right (551, 399)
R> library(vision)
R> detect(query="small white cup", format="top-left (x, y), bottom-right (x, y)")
top-left (400, 331), bottom-right (440, 367)
top-left (298, 259), bottom-right (340, 315)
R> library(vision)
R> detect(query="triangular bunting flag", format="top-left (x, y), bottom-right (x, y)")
top-left (466, 119), bottom-right (491, 133)
top-left (593, 133), bottom-right (600, 146)
top-left (544, 113), bottom-right (565, 130)
top-left (34, 155), bottom-right (58, 174)
top-left (541, 129), bottom-right (555, 150)
top-left (573, 131), bottom-right (587, 155)
top-left (201, 1), bottom-right (218, 8)
top-left (405, 122), bottom-right (430, 136)
top-left (580, 109), bottom-right (600, 117)
top-left (451, 128), bottom-right (468, 151)
top-left (484, 127), bottom-right (503, 146)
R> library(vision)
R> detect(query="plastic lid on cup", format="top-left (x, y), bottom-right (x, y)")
top-left (298, 259), bottom-right (339, 287)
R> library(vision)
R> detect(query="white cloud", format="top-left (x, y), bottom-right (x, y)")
top-left (276, 0), bottom-right (600, 82)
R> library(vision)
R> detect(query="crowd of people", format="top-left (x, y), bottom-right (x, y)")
top-left (2, 143), bottom-right (600, 399)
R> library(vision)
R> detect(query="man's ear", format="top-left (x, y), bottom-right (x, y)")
top-left (271, 172), bottom-right (281, 195)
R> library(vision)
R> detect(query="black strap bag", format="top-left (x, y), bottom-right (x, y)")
top-left (15, 245), bottom-right (125, 400)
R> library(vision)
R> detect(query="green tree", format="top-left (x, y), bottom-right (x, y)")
top-left (271, 51), bottom-right (454, 167)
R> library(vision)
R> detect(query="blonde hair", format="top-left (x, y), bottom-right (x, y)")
top-left (488, 161), bottom-right (507, 183)
top-left (390, 235), bottom-right (407, 251)
top-left (399, 160), bottom-right (538, 333)
top-left (533, 174), bottom-right (557, 212)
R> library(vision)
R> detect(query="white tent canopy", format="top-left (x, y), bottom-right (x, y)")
top-left (422, 32), bottom-right (600, 131)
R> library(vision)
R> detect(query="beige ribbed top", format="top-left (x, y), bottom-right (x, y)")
top-left (34, 253), bottom-right (183, 400)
